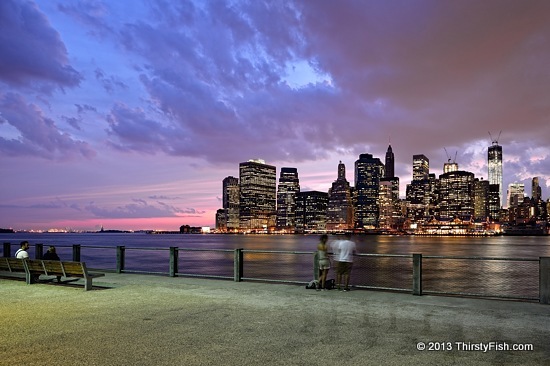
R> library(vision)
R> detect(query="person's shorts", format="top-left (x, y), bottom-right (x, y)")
top-left (319, 258), bottom-right (330, 270)
top-left (337, 261), bottom-right (353, 275)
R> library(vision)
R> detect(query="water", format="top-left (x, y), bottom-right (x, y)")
top-left (2, 233), bottom-right (549, 299)
top-left (2, 232), bottom-right (549, 258)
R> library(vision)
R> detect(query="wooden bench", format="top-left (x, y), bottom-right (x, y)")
top-left (1, 258), bottom-right (105, 291)
top-left (0, 257), bottom-right (28, 281)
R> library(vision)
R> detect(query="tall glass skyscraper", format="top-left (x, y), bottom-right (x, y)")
top-left (412, 154), bottom-right (429, 181)
top-left (384, 144), bottom-right (394, 179)
top-left (295, 191), bottom-right (328, 233)
top-left (355, 153), bottom-right (384, 228)
top-left (326, 161), bottom-right (353, 231)
top-left (488, 142), bottom-right (503, 208)
top-left (222, 176), bottom-right (239, 232)
top-left (438, 170), bottom-right (475, 220)
top-left (276, 167), bottom-right (300, 232)
top-left (239, 159), bottom-right (276, 232)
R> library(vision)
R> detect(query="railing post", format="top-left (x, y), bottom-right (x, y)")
top-left (3, 243), bottom-right (10, 257)
top-left (413, 253), bottom-right (422, 296)
top-left (73, 244), bottom-right (81, 262)
top-left (234, 248), bottom-right (243, 282)
top-left (169, 247), bottom-right (179, 277)
top-left (35, 243), bottom-right (44, 259)
top-left (117, 246), bottom-right (125, 273)
top-left (313, 251), bottom-right (319, 281)
top-left (540, 257), bottom-right (550, 305)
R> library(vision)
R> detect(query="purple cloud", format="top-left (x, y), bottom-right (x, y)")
top-left (0, 93), bottom-right (95, 159)
top-left (0, 0), bottom-right (81, 91)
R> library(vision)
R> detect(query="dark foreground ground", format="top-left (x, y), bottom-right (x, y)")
top-left (1, 272), bottom-right (549, 365)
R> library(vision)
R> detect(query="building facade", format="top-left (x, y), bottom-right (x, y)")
top-left (326, 161), bottom-right (354, 231)
top-left (438, 170), bottom-right (475, 220)
top-left (506, 183), bottom-right (525, 209)
top-left (222, 176), bottom-right (240, 232)
top-left (295, 191), bottom-right (328, 233)
top-left (276, 167), bottom-right (300, 232)
top-left (239, 159), bottom-right (277, 232)
top-left (354, 153), bottom-right (384, 229)
top-left (488, 142), bottom-right (503, 209)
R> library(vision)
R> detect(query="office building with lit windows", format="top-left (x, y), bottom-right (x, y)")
top-left (438, 170), bottom-right (475, 220)
top-left (506, 183), bottom-right (525, 209)
top-left (488, 142), bottom-right (503, 209)
top-left (413, 154), bottom-right (429, 181)
top-left (222, 176), bottom-right (240, 232)
top-left (473, 178), bottom-right (489, 220)
top-left (295, 191), bottom-right (328, 233)
top-left (488, 184), bottom-right (501, 221)
top-left (326, 161), bottom-right (354, 231)
top-left (276, 167), bottom-right (300, 232)
top-left (380, 144), bottom-right (400, 229)
top-left (406, 155), bottom-right (433, 223)
top-left (354, 153), bottom-right (384, 228)
top-left (239, 159), bottom-right (276, 232)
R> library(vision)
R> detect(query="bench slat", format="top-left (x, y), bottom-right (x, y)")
top-left (41, 260), bottom-right (64, 276)
top-left (4, 258), bottom-right (26, 272)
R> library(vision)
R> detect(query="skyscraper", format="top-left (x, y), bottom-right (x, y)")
top-left (222, 176), bottom-right (239, 232)
top-left (295, 191), bottom-right (328, 233)
top-left (326, 161), bottom-right (354, 231)
top-left (506, 183), bottom-right (524, 208)
top-left (276, 167), bottom-right (300, 232)
top-left (488, 184), bottom-right (501, 221)
top-left (412, 154), bottom-right (429, 181)
top-left (407, 154), bottom-right (431, 223)
top-left (355, 153), bottom-right (384, 228)
top-left (438, 170), bottom-right (475, 220)
top-left (532, 177), bottom-right (541, 201)
top-left (381, 144), bottom-right (400, 229)
top-left (473, 178), bottom-right (489, 220)
top-left (385, 144), bottom-right (394, 179)
top-left (488, 141), bottom-right (503, 208)
top-left (239, 159), bottom-right (276, 232)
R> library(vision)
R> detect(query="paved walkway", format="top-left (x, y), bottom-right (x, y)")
top-left (1, 273), bottom-right (549, 365)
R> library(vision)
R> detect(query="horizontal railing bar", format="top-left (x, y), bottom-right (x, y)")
top-left (242, 277), bottom-right (307, 284)
top-left (176, 248), bottom-right (234, 253)
top-left (423, 290), bottom-right (539, 301)
top-left (422, 255), bottom-right (539, 261)
top-left (243, 250), bottom-right (313, 254)
top-left (354, 253), bottom-right (411, 258)
top-left (176, 273), bottom-right (233, 280)
top-left (121, 270), bottom-right (168, 275)
top-left (353, 285), bottom-right (410, 292)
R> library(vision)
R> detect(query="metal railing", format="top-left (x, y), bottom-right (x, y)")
top-left (2, 242), bottom-right (549, 304)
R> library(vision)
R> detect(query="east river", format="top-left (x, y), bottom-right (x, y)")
top-left (2, 233), bottom-right (549, 299)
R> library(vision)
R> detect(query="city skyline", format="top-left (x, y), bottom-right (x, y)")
top-left (1, 0), bottom-right (550, 231)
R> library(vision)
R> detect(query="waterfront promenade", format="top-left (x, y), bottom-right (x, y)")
top-left (1, 273), bottom-right (549, 365)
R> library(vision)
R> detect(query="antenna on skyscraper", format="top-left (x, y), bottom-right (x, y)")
top-left (444, 147), bottom-right (451, 163)
top-left (489, 131), bottom-right (502, 145)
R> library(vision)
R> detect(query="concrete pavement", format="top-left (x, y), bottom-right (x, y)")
top-left (1, 272), bottom-right (549, 365)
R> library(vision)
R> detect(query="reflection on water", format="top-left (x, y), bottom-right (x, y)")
top-left (2, 233), bottom-right (549, 298)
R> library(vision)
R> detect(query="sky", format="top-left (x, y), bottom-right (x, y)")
top-left (1, 0), bottom-right (549, 231)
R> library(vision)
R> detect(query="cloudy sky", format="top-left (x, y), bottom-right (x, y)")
top-left (1, 0), bottom-right (549, 231)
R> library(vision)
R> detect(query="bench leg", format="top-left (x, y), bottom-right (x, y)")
top-left (25, 273), bottom-right (39, 284)
top-left (85, 277), bottom-right (92, 291)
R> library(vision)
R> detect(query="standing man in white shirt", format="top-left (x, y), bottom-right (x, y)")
top-left (15, 241), bottom-right (30, 259)
top-left (335, 233), bottom-right (356, 291)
